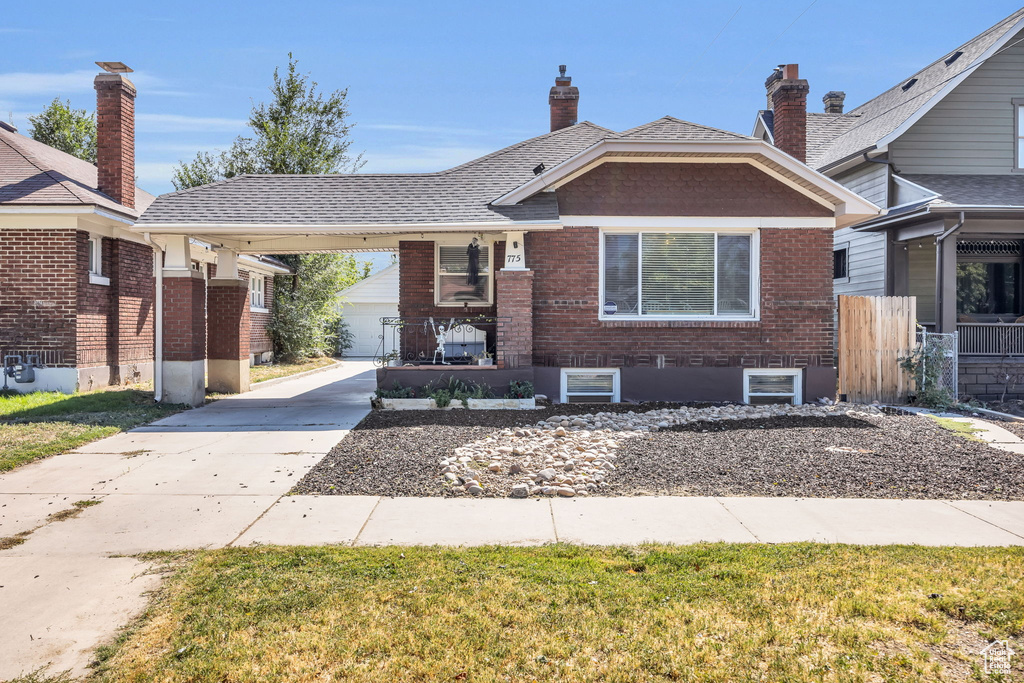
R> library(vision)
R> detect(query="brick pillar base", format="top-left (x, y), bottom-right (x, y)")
top-left (207, 278), bottom-right (251, 394)
top-left (496, 270), bottom-right (534, 369)
top-left (162, 271), bottom-right (206, 406)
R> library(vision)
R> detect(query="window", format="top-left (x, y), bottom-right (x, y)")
top-left (1015, 99), bottom-right (1024, 171)
top-left (743, 369), bottom-right (802, 405)
top-left (601, 230), bottom-right (756, 319)
top-left (436, 241), bottom-right (492, 306)
top-left (250, 274), bottom-right (265, 309)
top-left (956, 240), bottom-right (1023, 318)
top-left (560, 368), bottom-right (620, 403)
top-left (87, 236), bottom-right (102, 276)
top-left (87, 235), bottom-right (109, 285)
top-left (833, 246), bottom-right (849, 280)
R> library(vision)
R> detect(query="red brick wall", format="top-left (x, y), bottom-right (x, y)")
top-left (0, 229), bottom-right (78, 366)
top-left (208, 281), bottom-right (250, 361)
top-left (772, 80), bottom-right (809, 163)
top-left (76, 231), bottom-right (114, 368)
top-left (556, 163), bottom-right (831, 217)
top-left (527, 227), bottom-right (834, 369)
top-left (163, 275), bottom-right (206, 362)
top-left (210, 264), bottom-right (275, 357)
top-left (111, 240), bottom-right (156, 368)
top-left (496, 270), bottom-right (534, 368)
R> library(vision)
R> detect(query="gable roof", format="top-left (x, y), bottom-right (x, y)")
top-left (757, 110), bottom-right (862, 169)
top-left (811, 9), bottom-right (1024, 170)
top-left (0, 124), bottom-right (154, 218)
top-left (900, 174), bottom-right (1024, 207)
top-left (337, 262), bottom-right (399, 303)
top-left (138, 115), bottom-right (879, 232)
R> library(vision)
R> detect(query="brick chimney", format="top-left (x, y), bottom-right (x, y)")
top-left (549, 65), bottom-right (579, 132)
top-left (94, 62), bottom-right (136, 210)
top-left (822, 90), bottom-right (846, 114)
top-left (768, 64), bottom-right (809, 163)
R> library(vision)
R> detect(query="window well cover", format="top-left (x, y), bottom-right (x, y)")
top-left (747, 374), bottom-right (796, 394)
top-left (566, 372), bottom-right (616, 394)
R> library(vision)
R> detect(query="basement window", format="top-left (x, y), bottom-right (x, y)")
top-left (743, 369), bottom-right (802, 405)
top-left (250, 274), bottom-right (266, 309)
top-left (436, 240), bottom-right (492, 306)
top-left (87, 236), bottom-right (109, 286)
top-left (560, 368), bottom-right (620, 403)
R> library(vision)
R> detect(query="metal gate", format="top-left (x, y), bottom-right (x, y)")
top-left (917, 328), bottom-right (959, 403)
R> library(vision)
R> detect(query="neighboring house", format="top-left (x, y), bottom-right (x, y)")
top-left (135, 67), bottom-right (878, 406)
top-left (336, 263), bottom-right (399, 359)
top-left (753, 9), bottom-right (1024, 399)
top-left (0, 62), bottom-right (288, 395)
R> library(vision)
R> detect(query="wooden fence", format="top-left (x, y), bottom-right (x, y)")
top-left (837, 295), bottom-right (917, 404)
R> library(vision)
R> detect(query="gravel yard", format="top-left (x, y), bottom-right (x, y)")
top-left (294, 405), bottom-right (1024, 500)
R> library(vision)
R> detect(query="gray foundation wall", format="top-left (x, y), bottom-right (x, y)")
top-left (959, 358), bottom-right (1024, 401)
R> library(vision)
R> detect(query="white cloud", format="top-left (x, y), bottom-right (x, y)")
top-left (135, 113), bottom-right (246, 134)
top-left (361, 123), bottom-right (491, 136)
top-left (360, 145), bottom-right (494, 173)
top-left (0, 68), bottom-right (169, 97)
top-left (135, 161), bottom-right (180, 192)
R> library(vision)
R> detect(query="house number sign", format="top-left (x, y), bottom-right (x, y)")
top-left (503, 231), bottom-right (528, 271)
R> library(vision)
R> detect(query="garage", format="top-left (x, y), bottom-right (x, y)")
top-left (337, 263), bottom-right (399, 359)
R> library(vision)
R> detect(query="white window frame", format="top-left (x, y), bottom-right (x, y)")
top-left (743, 368), bottom-right (802, 405)
top-left (1015, 99), bottom-right (1024, 172)
top-left (250, 273), bottom-right (267, 311)
top-left (87, 235), bottom-right (109, 286)
top-left (560, 368), bottom-right (621, 403)
top-left (598, 227), bottom-right (760, 321)
top-left (434, 239), bottom-right (494, 307)
top-left (833, 242), bottom-right (850, 283)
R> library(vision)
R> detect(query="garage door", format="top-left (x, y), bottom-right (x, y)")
top-left (342, 303), bottom-right (398, 358)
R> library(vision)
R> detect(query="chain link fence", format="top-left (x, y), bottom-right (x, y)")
top-left (917, 329), bottom-right (959, 402)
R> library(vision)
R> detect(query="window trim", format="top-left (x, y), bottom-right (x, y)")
top-left (250, 273), bottom-right (266, 310)
top-left (598, 227), bottom-right (760, 321)
top-left (434, 239), bottom-right (494, 307)
top-left (560, 368), bottom-right (621, 403)
top-left (1013, 98), bottom-right (1024, 172)
top-left (743, 368), bottom-right (802, 405)
top-left (833, 242), bottom-right (850, 283)
top-left (87, 235), bottom-right (110, 286)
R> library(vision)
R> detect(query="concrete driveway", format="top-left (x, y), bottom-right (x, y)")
top-left (0, 361), bottom-right (375, 680)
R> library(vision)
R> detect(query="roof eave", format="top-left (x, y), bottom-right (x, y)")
top-left (129, 219), bottom-right (564, 235)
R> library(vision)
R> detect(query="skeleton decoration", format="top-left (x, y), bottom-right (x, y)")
top-left (428, 316), bottom-right (455, 365)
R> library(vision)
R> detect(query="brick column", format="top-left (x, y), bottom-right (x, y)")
top-left (162, 272), bottom-right (206, 406)
top-left (496, 270), bottom-right (534, 369)
top-left (207, 278), bottom-right (251, 394)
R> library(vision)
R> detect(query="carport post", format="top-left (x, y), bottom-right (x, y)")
top-left (161, 235), bottom-right (207, 406)
top-left (207, 249), bottom-right (251, 394)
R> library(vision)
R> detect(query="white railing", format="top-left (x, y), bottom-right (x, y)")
top-left (957, 323), bottom-right (1024, 356)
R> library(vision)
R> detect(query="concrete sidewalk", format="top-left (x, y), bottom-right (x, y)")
top-left (0, 361), bottom-right (376, 681)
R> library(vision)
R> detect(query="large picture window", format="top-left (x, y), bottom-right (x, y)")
top-left (601, 230), bottom-right (756, 319)
top-left (436, 241), bottom-right (492, 306)
top-left (956, 239), bottom-right (1023, 319)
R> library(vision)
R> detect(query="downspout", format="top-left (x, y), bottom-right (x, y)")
top-left (142, 232), bottom-right (164, 402)
top-left (934, 212), bottom-right (965, 333)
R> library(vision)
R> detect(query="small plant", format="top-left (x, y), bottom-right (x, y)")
top-left (380, 350), bottom-right (402, 366)
top-left (469, 382), bottom-right (494, 400)
top-left (375, 381), bottom-right (415, 399)
top-left (505, 380), bottom-right (535, 399)
top-left (899, 341), bottom-right (955, 409)
top-left (425, 376), bottom-right (471, 407)
top-left (431, 389), bottom-right (453, 408)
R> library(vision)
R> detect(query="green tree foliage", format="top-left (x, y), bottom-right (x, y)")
top-left (28, 98), bottom-right (97, 162)
top-left (171, 53), bottom-right (363, 188)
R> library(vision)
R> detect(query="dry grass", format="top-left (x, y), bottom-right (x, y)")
top-left (930, 417), bottom-right (986, 443)
top-left (95, 545), bottom-right (1024, 682)
top-left (0, 388), bottom-right (185, 471)
top-left (250, 357), bottom-right (337, 384)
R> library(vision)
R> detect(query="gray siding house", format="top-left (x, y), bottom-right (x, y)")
top-left (754, 8), bottom-right (1024, 400)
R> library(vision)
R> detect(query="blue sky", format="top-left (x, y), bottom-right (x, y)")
top-left (2, 0), bottom-right (1022, 196)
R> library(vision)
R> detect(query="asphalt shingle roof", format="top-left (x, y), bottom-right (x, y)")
top-left (902, 174), bottom-right (1024, 206)
top-left (139, 117), bottom-right (758, 227)
top-left (0, 124), bottom-right (153, 216)
top-left (810, 9), bottom-right (1024, 169)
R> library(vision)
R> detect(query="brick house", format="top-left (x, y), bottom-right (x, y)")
top-left (0, 63), bottom-right (288, 395)
top-left (136, 67), bottom-right (878, 406)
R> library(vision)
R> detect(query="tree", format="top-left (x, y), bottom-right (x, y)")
top-left (28, 98), bottom-right (96, 162)
top-left (171, 54), bottom-right (372, 361)
top-left (171, 53), bottom-right (363, 188)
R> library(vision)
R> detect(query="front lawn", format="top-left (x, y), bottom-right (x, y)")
top-left (0, 389), bottom-right (185, 472)
top-left (96, 545), bottom-right (1023, 681)
top-left (249, 357), bottom-right (337, 384)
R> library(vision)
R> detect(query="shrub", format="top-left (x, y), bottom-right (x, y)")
top-left (375, 381), bottom-right (415, 399)
top-left (505, 380), bottom-right (535, 399)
